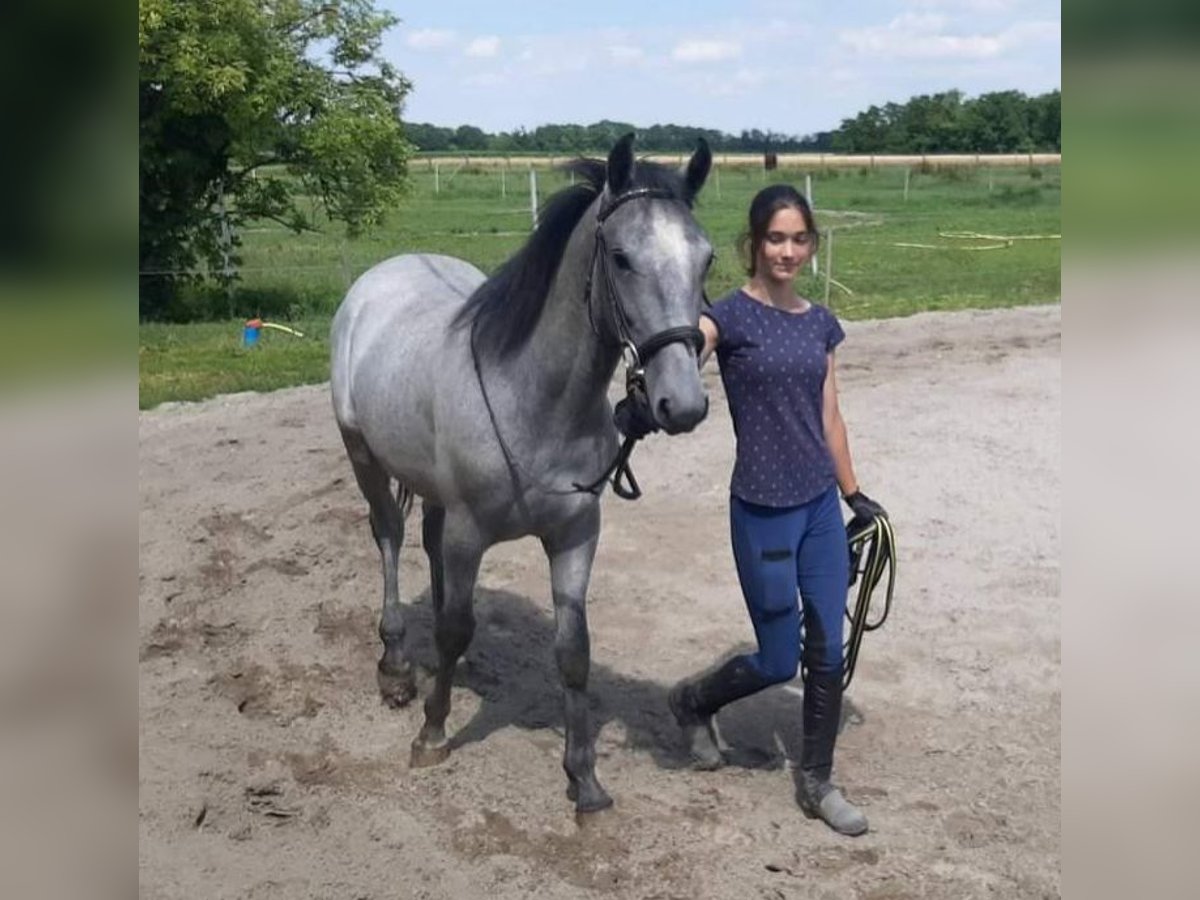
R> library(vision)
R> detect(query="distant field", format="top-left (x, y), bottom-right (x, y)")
top-left (139, 163), bottom-right (1060, 408)
top-left (412, 151), bottom-right (1062, 168)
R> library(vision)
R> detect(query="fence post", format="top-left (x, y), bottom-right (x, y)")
top-left (216, 178), bottom-right (235, 317)
top-left (434, 162), bottom-right (440, 195)
top-left (806, 173), bottom-right (818, 276)
top-left (904, 168), bottom-right (911, 202)
top-left (530, 168), bottom-right (539, 230)
top-left (714, 162), bottom-right (721, 200)
top-left (823, 229), bottom-right (834, 309)
top-left (501, 163), bottom-right (506, 198)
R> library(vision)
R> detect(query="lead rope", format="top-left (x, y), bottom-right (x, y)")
top-left (841, 515), bottom-right (898, 689)
top-left (572, 347), bottom-right (649, 499)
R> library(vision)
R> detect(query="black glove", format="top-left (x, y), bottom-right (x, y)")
top-left (843, 489), bottom-right (887, 522)
top-left (613, 394), bottom-right (659, 440)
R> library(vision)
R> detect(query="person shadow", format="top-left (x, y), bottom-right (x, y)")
top-left (400, 584), bottom-right (865, 801)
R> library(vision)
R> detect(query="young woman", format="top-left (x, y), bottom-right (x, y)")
top-left (668, 184), bottom-right (887, 836)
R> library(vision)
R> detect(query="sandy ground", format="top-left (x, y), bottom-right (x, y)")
top-left (139, 304), bottom-right (1060, 900)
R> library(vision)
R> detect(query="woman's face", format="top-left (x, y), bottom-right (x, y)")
top-left (754, 206), bottom-right (816, 285)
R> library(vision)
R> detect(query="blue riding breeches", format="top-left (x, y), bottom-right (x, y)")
top-left (729, 486), bottom-right (849, 682)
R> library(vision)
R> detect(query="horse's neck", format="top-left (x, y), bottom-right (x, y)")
top-left (516, 218), bottom-right (619, 415)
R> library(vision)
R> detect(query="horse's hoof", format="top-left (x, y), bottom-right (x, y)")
top-left (410, 740), bottom-right (451, 768)
top-left (574, 790), bottom-right (614, 816)
top-left (566, 780), bottom-right (613, 814)
top-left (377, 666), bottom-right (417, 708)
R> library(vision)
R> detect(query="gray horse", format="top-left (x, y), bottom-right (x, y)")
top-left (330, 134), bottom-right (713, 813)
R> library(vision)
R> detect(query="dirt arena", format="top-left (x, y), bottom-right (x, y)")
top-left (139, 304), bottom-right (1060, 899)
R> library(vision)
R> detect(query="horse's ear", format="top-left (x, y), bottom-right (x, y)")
top-left (607, 132), bottom-right (636, 194)
top-left (684, 137), bottom-right (712, 198)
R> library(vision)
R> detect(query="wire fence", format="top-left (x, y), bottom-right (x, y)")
top-left (140, 161), bottom-right (1060, 319)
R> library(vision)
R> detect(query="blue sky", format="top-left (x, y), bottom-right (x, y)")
top-left (379, 0), bottom-right (1060, 135)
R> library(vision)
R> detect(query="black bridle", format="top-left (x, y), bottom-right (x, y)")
top-left (573, 187), bottom-right (707, 499)
top-left (470, 185), bottom-right (709, 505)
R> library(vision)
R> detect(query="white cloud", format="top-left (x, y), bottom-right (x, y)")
top-left (671, 39), bottom-right (742, 63)
top-left (709, 68), bottom-right (769, 96)
top-left (405, 28), bottom-right (456, 51)
top-left (1003, 20), bottom-right (1061, 44)
top-left (839, 13), bottom-right (1059, 61)
top-left (608, 44), bottom-right (645, 63)
top-left (906, 0), bottom-right (1017, 11)
top-left (464, 36), bottom-right (501, 58)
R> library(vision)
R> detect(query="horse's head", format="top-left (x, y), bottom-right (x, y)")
top-left (593, 134), bottom-right (713, 434)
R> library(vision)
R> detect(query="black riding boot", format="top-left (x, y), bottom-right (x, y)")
top-left (797, 670), bottom-right (868, 836)
top-left (668, 656), bottom-right (771, 770)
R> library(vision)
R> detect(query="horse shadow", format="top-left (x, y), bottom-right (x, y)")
top-left (400, 584), bottom-right (864, 796)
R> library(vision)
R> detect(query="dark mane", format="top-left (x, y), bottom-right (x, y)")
top-left (452, 157), bottom-right (698, 360)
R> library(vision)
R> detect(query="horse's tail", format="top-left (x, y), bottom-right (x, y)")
top-left (397, 483), bottom-right (414, 521)
top-left (329, 277), bottom-right (374, 432)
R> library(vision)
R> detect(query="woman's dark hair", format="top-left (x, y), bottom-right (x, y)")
top-left (739, 183), bottom-right (820, 276)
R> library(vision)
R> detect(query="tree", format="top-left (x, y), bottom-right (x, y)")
top-left (407, 123), bottom-right (454, 151)
top-left (1029, 90), bottom-right (1061, 151)
top-left (139, 0), bottom-right (412, 318)
top-left (961, 91), bottom-right (1032, 153)
top-left (453, 124), bottom-right (488, 151)
top-left (894, 92), bottom-right (966, 153)
top-left (831, 105), bottom-right (891, 153)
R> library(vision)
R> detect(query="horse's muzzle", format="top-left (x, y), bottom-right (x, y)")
top-left (655, 393), bottom-right (708, 434)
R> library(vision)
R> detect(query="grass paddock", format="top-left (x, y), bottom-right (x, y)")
top-left (139, 163), bottom-right (1059, 408)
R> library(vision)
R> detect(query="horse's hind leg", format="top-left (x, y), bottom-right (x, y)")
top-left (411, 509), bottom-right (482, 768)
top-left (421, 499), bottom-right (446, 615)
top-left (542, 505), bottom-right (612, 813)
top-left (340, 429), bottom-right (416, 707)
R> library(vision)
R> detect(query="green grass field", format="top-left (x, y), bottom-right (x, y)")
top-left (139, 163), bottom-right (1059, 408)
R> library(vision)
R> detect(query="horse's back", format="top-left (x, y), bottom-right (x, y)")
top-left (331, 253), bottom-right (484, 431)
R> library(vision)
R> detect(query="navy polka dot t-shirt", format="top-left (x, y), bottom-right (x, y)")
top-left (703, 289), bottom-right (845, 507)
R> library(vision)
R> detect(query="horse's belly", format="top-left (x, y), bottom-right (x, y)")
top-left (333, 254), bottom-right (488, 504)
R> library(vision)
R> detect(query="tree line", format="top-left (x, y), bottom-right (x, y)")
top-left (405, 120), bottom-right (829, 154)
top-left (407, 89), bottom-right (1059, 156)
top-left (831, 90), bottom-right (1059, 154)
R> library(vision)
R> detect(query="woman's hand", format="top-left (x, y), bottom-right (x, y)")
top-left (613, 394), bottom-right (659, 440)
top-left (843, 490), bottom-right (887, 522)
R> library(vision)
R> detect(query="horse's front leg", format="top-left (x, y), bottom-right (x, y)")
top-left (410, 509), bottom-right (483, 768)
top-left (542, 504), bottom-right (612, 814)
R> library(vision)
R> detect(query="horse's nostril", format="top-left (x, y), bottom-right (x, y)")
top-left (657, 398), bottom-right (672, 423)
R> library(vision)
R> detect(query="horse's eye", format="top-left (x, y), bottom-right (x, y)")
top-left (612, 250), bottom-right (632, 272)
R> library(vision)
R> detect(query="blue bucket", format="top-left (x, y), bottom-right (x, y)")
top-left (243, 320), bottom-right (262, 347)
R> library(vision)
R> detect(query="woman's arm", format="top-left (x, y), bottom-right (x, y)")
top-left (822, 352), bottom-right (859, 498)
top-left (698, 315), bottom-right (719, 368)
